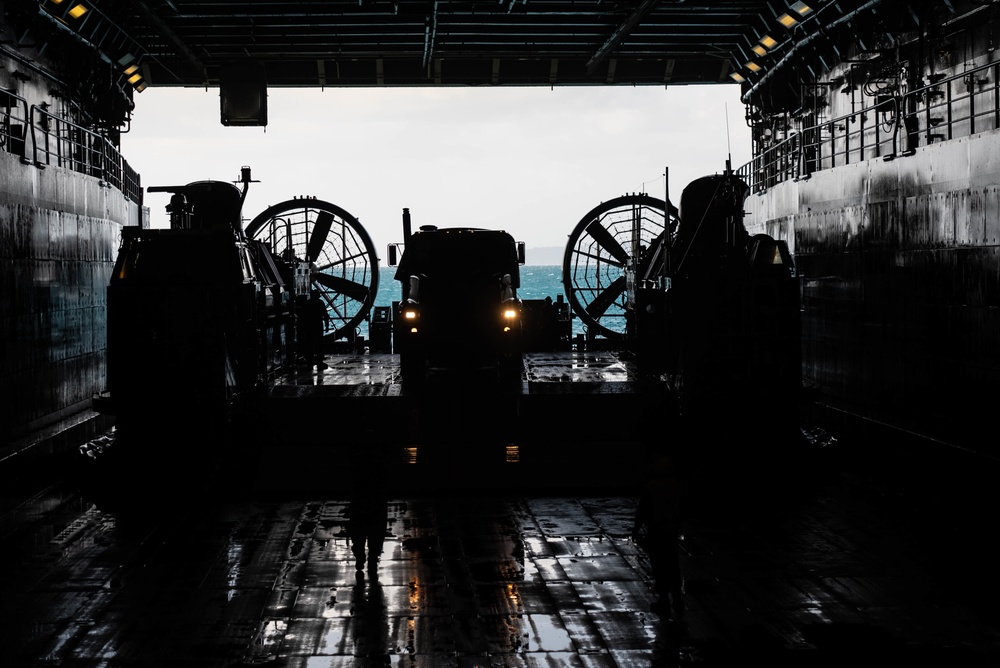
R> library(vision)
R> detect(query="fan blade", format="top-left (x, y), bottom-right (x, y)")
top-left (585, 275), bottom-right (626, 319)
top-left (313, 272), bottom-right (371, 303)
top-left (306, 211), bottom-right (335, 263)
top-left (585, 217), bottom-right (630, 265)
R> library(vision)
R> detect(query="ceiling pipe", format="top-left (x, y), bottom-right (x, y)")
top-left (586, 0), bottom-right (661, 75)
top-left (133, 0), bottom-right (206, 83)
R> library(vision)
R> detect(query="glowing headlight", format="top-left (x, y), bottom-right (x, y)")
top-left (502, 307), bottom-right (518, 332)
top-left (402, 308), bottom-right (419, 333)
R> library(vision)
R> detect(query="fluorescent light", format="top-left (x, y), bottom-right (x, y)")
top-left (791, 2), bottom-right (813, 16)
top-left (753, 45), bottom-right (767, 57)
top-left (760, 34), bottom-right (778, 49)
top-left (777, 13), bottom-right (797, 27)
top-left (746, 61), bottom-right (762, 72)
top-left (68, 4), bottom-right (88, 19)
top-left (730, 72), bottom-right (746, 83)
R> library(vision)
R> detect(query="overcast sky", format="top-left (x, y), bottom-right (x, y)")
top-left (121, 84), bottom-right (751, 257)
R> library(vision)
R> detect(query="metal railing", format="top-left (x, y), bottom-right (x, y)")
top-left (1, 85), bottom-right (141, 205)
top-left (738, 59), bottom-right (1000, 193)
top-left (0, 88), bottom-right (30, 164)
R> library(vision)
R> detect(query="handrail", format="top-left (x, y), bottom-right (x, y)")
top-left (0, 88), bottom-right (31, 164)
top-left (0, 84), bottom-right (141, 206)
top-left (738, 58), bottom-right (1000, 194)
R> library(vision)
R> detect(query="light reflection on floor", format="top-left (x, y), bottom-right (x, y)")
top-left (5, 421), bottom-right (1000, 665)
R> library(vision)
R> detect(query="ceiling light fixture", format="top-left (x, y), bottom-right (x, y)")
top-left (777, 13), bottom-right (797, 28)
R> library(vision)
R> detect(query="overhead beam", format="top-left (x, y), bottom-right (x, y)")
top-left (133, 0), bottom-right (205, 82)
top-left (586, 0), bottom-right (661, 75)
top-left (423, 1), bottom-right (438, 71)
top-left (663, 59), bottom-right (675, 84)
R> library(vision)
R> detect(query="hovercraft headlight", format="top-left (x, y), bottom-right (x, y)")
top-left (502, 304), bottom-right (519, 332)
top-left (403, 306), bottom-right (420, 333)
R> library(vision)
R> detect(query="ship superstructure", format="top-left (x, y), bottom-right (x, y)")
top-left (738, 1), bottom-right (1000, 453)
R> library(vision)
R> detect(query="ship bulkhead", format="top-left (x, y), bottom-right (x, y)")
top-left (740, 0), bottom-right (1000, 457)
top-left (1, 14), bottom-right (142, 463)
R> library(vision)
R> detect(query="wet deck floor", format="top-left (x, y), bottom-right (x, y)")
top-left (2, 352), bottom-right (1000, 666)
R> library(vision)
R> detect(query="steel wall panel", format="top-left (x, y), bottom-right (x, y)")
top-left (746, 131), bottom-right (1000, 453)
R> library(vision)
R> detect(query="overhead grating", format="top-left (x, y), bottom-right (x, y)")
top-left (23, 0), bottom-right (876, 89)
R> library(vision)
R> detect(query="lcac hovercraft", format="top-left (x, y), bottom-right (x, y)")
top-left (561, 164), bottom-right (801, 413)
top-left (95, 167), bottom-right (380, 461)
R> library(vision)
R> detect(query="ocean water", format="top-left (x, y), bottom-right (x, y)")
top-left (373, 265), bottom-right (566, 308)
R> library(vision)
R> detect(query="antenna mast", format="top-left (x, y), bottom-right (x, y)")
top-left (726, 102), bottom-right (735, 174)
top-left (664, 166), bottom-right (671, 277)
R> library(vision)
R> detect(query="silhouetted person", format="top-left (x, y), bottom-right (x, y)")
top-left (348, 432), bottom-right (390, 579)
top-left (633, 455), bottom-right (684, 621)
top-left (301, 289), bottom-right (329, 369)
